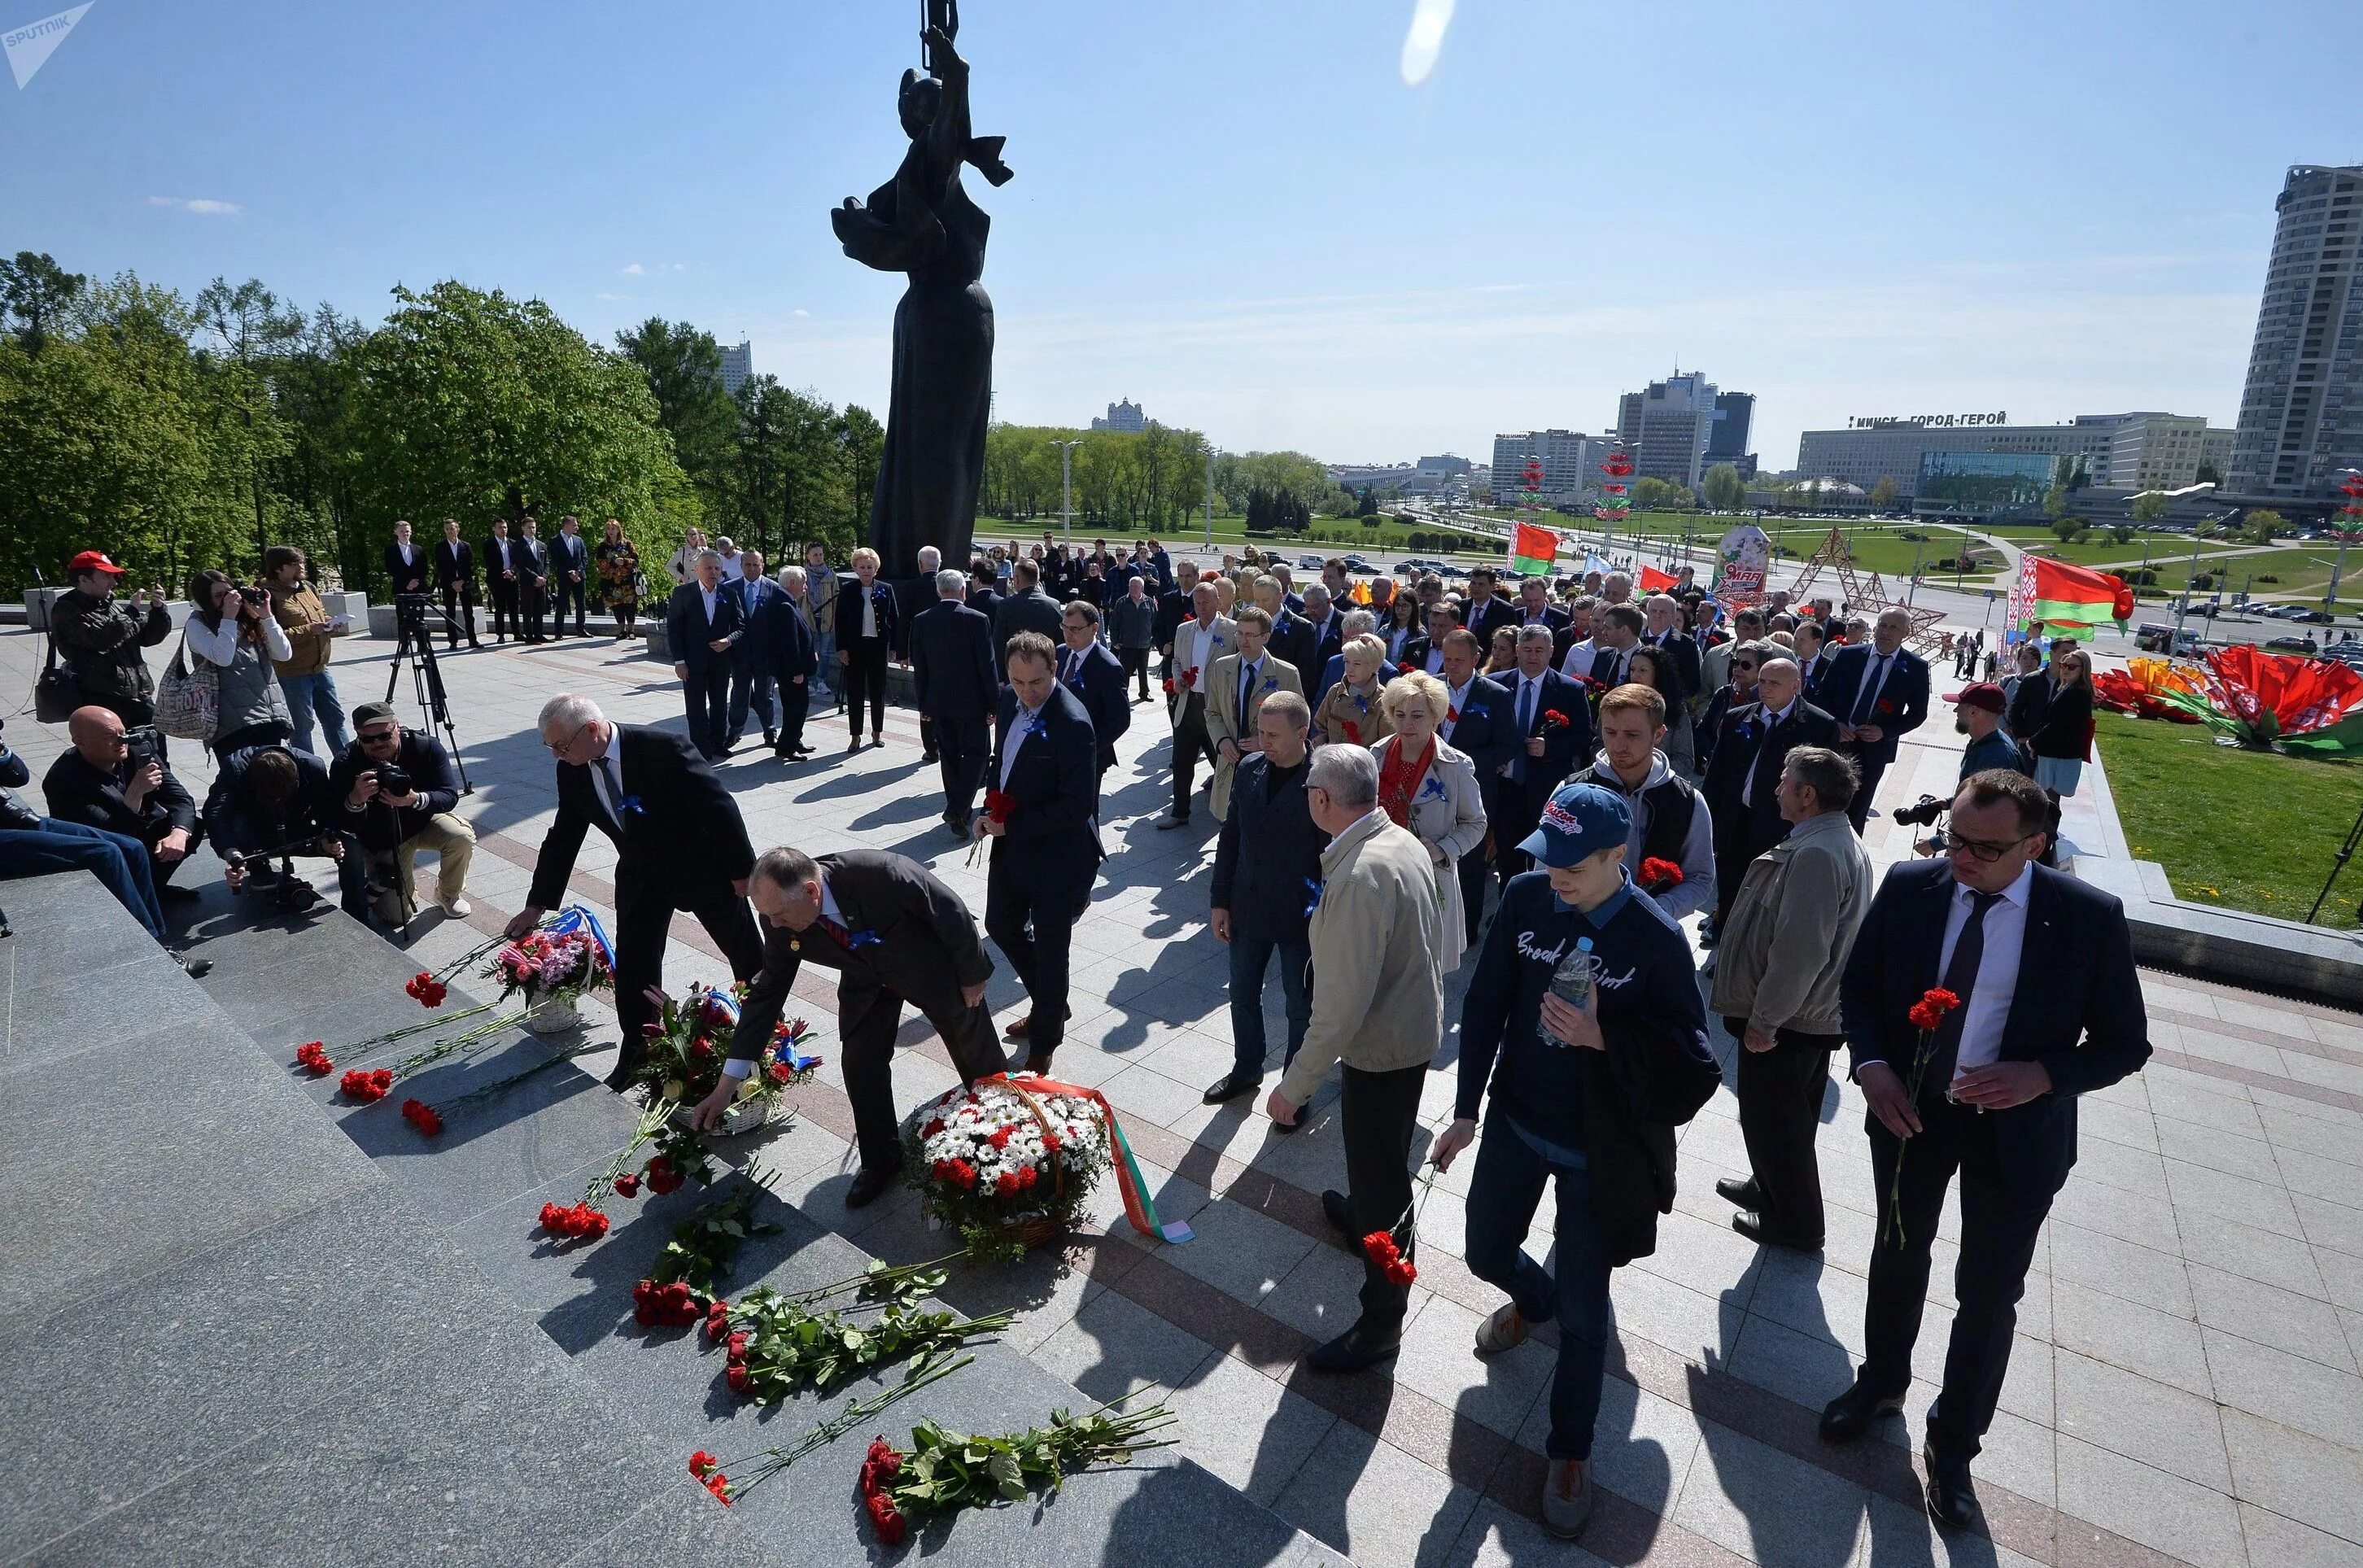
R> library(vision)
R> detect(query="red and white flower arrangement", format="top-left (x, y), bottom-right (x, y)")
top-left (903, 1078), bottom-right (1109, 1251)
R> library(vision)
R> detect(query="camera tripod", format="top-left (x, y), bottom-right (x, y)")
top-left (2304, 797), bottom-right (2363, 925)
top-left (385, 596), bottom-right (474, 795)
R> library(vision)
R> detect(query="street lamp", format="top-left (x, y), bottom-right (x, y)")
top-left (1051, 439), bottom-right (1082, 551)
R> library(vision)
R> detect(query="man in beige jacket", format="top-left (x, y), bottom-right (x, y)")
top-left (1707, 745), bottom-right (1873, 1250)
top-left (1205, 605), bottom-right (1304, 822)
top-left (1268, 744), bottom-right (1445, 1372)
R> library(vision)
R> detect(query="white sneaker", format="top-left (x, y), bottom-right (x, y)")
top-left (443, 897), bottom-right (473, 918)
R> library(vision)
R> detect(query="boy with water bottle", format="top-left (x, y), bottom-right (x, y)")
top-left (1432, 780), bottom-right (1720, 1542)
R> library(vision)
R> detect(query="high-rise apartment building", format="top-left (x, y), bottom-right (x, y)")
top-left (2229, 164), bottom-right (2363, 499)
top-left (719, 341), bottom-right (753, 395)
top-left (1090, 398), bottom-right (1147, 432)
top-left (1614, 372), bottom-right (1724, 488)
top-left (2108, 413), bottom-right (2239, 491)
top-left (1491, 430), bottom-right (1614, 504)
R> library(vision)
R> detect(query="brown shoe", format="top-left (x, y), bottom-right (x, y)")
top-left (1541, 1457), bottom-right (1592, 1540)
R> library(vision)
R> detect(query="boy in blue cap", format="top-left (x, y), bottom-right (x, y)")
top-left (1431, 780), bottom-right (1720, 1540)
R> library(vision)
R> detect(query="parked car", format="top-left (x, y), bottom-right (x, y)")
top-left (2134, 623), bottom-right (2205, 655)
top-left (2291, 608), bottom-right (2337, 625)
top-left (2264, 634), bottom-right (2321, 655)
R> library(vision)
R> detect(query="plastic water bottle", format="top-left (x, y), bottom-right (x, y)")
top-left (1542, 937), bottom-right (1598, 1048)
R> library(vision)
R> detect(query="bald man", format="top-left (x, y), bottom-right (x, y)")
top-left (42, 705), bottom-right (202, 897)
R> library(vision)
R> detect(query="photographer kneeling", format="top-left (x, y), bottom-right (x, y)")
top-left (204, 740), bottom-right (369, 919)
top-left (41, 706), bottom-right (203, 902)
top-left (329, 701), bottom-right (474, 925)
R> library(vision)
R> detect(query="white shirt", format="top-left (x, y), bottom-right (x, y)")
top-left (717, 548), bottom-right (743, 583)
top-left (861, 583), bottom-right (879, 640)
top-left (585, 723), bottom-right (628, 829)
top-left (1850, 649), bottom-right (1897, 723)
top-left (1173, 615), bottom-right (1234, 693)
top-left (1000, 701), bottom-right (1047, 788)
top-left (396, 541), bottom-right (415, 564)
top-left (1439, 675), bottom-right (1475, 742)
top-left (186, 610), bottom-right (292, 668)
top-left (1939, 863), bottom-right (2033, 1082)
top-left (700, 584), bottom-right (723, 625)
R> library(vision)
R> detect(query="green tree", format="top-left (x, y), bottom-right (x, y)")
top-left (2130, 491), bottom-right (2170, 526)
top-left (2243, 508), bottom-right (2287, 544)
top-left (1869, 474), bottom-right (1899, 511)
top-left (2195, 461), bottom-right (2221, 485)
top-left (194, 277), bottom-right (304, 561)
top-left (0, 251), bottom-right (86, 352)
top-left (615, 318), bottom-right (740, 529)
top-left (2051, 518), bottom-right (2082, 542)
top-left (1632, 476), bottom-right (1674, 510)
top-left (1701, 463), bottom-right (1747, 511)
top-left (2109, 522), bottom-right (2139, 544)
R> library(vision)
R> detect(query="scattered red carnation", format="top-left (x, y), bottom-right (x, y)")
top-left (403, 971), bottom-right (449, 1008)
top-left (339, 1068), bottom-right (393, 1103)
top-left (1908, 987), bottom-right (1963, 1033)
top-left (537, 1200), bottom-right (610, 1242)
top-left (295, 1041), bottom-right (334, 1076)
top-left (689, 1450), bottom-right (732, 1506)
top-left (399, 1097), bottom-right (443, 1138)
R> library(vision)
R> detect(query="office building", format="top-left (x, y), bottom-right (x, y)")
top-left (1090, 398), bottom-right (1147, 432)
top-left (1614, 371), bottom-right (1723, 488)
top-left (1707, 391), bottom-right (1754, 462)
top-left (719, 341), bottom-right (753, 395)
top-left (1793, 412), bottom-right (2208, 500)
top-left (1491, 429), bottom-right (1616, 504)
top-left (2229, 164), bottom-right (2363, 499)
top-left (2109, 413), bottom-right (2239, 492)
top-left (1913, 451), bottom-right (2056, 521)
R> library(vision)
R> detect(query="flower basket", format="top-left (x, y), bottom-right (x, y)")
top-left (639, 984), bottom-right (823, 1119)
top-left (523, 994), bottom-right (581, 1037)
top-left (902, 1077), bottom-right (1109, 1247)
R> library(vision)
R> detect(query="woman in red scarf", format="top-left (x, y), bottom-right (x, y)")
top-left (1373, 670), bottom-right (1487, 970)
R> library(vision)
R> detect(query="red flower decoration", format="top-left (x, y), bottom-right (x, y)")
top-left (863, 1488), bottom-right (906, 1544)
top-left (983, 788), bottom-right (1016, 826)
top-left (404, 971), bottom-right (449, 1008)
top-left (1161, 676), bottom-right (1177, 695)
top-left (1397, 660), bottom-right (1416, 674)
top-left (1343, 720), bottom-right (1363, 744)
top-left (295, 1041), bottom-right (334, 1076)
top-left (399, 1097), bottom-right (443, 1138)
top-left (1637, 857), bottom-right (1684, 893)
top-left (1907, 987), bottom-right (1963, 1033)
top-left (1447, 706), bottom-right (1460, 723)
top-left (339, 1068), bottom-right (393, 1103)
top-left (614, 1172), bottom-right (640, 1199)
top-left (537, 1200), bottom-right (609, 1241)
top-left (1361, 1230), bottom-right (1417, 1284)
top-left (1542, 709), bottom-right (1570, 730)
top-left (645, 1155), bottom-right (684, 1196)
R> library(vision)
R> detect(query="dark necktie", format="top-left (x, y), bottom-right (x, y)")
top-left (818, 915), bottom-right (852, 949)
top-left (1591, 647), bottom-right (1618, 683)
top-left (1927, 890), bottom-right (2003, 1093)
top-left (1514, 679), bottom-right (1536, 780)
top-left (1854, 655), bottom-right (1888, 725)
top-left (1238, 661), bottom-right (1255, 720)
top-left (594, 755), bottom-right (626, 829)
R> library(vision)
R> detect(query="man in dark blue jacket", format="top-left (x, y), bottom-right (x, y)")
top-left (1057, 599), bottom-right (1131, 786)
top-left (981, 632), bottom-right (1104, 1072)
top-left (747, 561), bottom-right (819, 760)
top-left (1435, 781), bottom-right (1719, 1542)
top-left (723, 552), bottom-right (788, 750)
top-left (1492, 626), bottom-right (1593, 885)
top-left (1202, 691), bottom-right (1326, 1105)
top-left (1811, 607), bottom-right (1930, 830)
top-left (666, 550), bottom-right (744, 761)
top-left (911, 568), bottom-right (999, 832)
top-left (1823, 768), bottom-right (2148, 1534)
top-left (1435, 628), bottom-right (1515, 945)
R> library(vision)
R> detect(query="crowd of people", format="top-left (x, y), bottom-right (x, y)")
top-left (6, 527), bottom-right (2151, 1545)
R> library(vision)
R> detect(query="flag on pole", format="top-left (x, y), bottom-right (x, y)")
top-left (2017, 557), bottom-right (2134, 641)
top-left (1639, 565), bottom-right (1677, 592)
top-left (1511, 522), bottom-right (1559, 577)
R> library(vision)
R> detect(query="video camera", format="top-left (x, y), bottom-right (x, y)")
top-left (1892, 795), bottom-right (1949, 828)
top-left (224, 845), bottom-right (324, 910)
top-left (122, 723), bottom-right (163, 773)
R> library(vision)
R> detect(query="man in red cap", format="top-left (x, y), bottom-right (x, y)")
top-left (1949, 682), bottom-right (2025, 782)
top-left (50, 552), bottom-right (173, 735)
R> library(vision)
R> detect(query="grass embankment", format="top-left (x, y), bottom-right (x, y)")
top-left (2095, 712), bottom-right (2361, 929)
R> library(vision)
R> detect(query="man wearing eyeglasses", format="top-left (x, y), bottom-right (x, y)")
top-left (329, 701), bottom-right (474, 926)
top-left (1820, 769), bottom-right (2147, 1535)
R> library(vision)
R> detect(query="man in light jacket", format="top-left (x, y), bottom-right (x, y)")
top-left (1266, 744), bottom-right (1444, 1374)
top-left (1706, 745), bottom-right (1873, 1250)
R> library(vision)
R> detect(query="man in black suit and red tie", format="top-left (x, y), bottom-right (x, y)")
top-left (1810, 606), bottom-right (1931, 831)
top-left (690, 844), bottom-right (1003, 1208)
top-left (510, 693), bottom-right (764, 1089)
top-left (433, 518), bottom-right (481, 650)
top-left (1491, 625), bottom-right (1592, 884)
top-left (1822, 769), bottom-right (2148, 1533)
top-left (980, 631), bottom-right (1104, 1072)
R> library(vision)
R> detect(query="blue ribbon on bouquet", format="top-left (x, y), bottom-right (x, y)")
top-left (547, 904), bottom-right (614, 965)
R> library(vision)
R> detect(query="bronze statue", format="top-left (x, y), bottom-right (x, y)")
top-left (831, 0), bottom-right (1011, 576)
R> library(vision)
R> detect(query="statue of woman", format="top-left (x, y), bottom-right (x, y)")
top-left (831, 4), bottom-right (1012, 577)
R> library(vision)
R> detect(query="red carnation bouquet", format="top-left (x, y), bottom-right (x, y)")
top-left (904, 1078), bottom-right (1110, 1255)
top-left (967, 788), bottom-right (1016, 865)
top-left (1542, 708), bottom-right (1573, 730)
top-left (1636, 857), bottom-right (1684, 894)
top-left (1884, 987), bottom-right (1962, 1249)
top-left (854, 1400), bottom-right (1177, 1543)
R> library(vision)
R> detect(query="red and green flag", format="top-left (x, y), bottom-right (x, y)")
top-left (2013, 556), bottom-right (2134, 641)
top-left (1512, 522), bottom-right (1559, 577)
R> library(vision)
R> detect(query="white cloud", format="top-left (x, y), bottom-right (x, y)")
top-left (791, 308), bottom-right (809, 319)
top-left (618, 263), bottom-right (645, 277)
top-left (146, 196), bottom-right (242, 216)
top-left (595, 292), bottom-right (631, 301)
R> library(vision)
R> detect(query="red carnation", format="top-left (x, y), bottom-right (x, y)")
top-left (983, 788), bottom-right (1016, 827)
top-left (1908, 987), bottom-right (1963, 1033)
top-left (1162, 677), bottom-right (1177, 696)
top-left (614, 1173), bottom-right (640, 1198)
top-left (863, 1488), bottom-right (906, 1544)
top-left (766, 1059), bottom-right (794, 1085)
top-left (1017, 1164), bottom-right (1039, 1188)
top-left (295, 1041), bottom-right (334, 1076)
top-left (1636, 857), bottom-right (1685, 893)
top-left (995, 1171), bottom-right (1020, 1196)
top-left (689, 1036), bottom-right (710, 1059)
top-left (399, 1098), bottom-right (443, 1138)
top-left (1397, 661), bottom-right (1415, 674)
top-left (690, 1450), bottom-right (720, 1480)
top-left (922, 1117), bottom-right (945, 1138)
top-left (1361, 1230), bottom-right (1400, 1264)
top-left (987, 1125), bottom-right (1015, 1149)
top-left (1447, 706), bottom-right (1460, 723)
top-left (1542, 708), bottom-right (1570, 730)
top-left (339, 1068), bottom-right (392, 1103)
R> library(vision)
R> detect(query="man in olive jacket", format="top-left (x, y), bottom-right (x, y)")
top-left (1266, 745), bottom-right (1444, 1374)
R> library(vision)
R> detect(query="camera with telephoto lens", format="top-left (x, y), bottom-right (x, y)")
top-left (1892, 794), bottom-right (1949, 828)
top-left (371, 762), bottom-right (413, 797)
top-left (237, 585), bottom-right (268, 609)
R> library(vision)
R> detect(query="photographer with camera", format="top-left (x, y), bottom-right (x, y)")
top-left (50, 550), bottom-right (175, 734)
top-left (41, 706), bottom-right (203, 902)
top-left (264, 545), bottom-right (349, 758)
top-left (1907, 684), bottom-right (2032, 857)
top-left (329, 701), bottom-right (474, 925)
top-left (203, 740), bottom-right (370, 919)
top-left (186, 568), bottom-right (295, 758)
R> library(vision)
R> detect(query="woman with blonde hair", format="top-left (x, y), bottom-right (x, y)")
top-left (835, 545), bottom-right (898, 749)
top-left (1371, 669), bottom-right (1487, 971)
top-left (2024, 645), bottom-right (2096, 797)
top-left (1316, 635), bottom-right (1395, 749)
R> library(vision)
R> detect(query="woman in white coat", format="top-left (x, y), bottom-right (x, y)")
top-left (1369, 669), bottom-right (1488, 972)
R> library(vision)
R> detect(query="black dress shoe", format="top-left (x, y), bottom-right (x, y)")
top-left (159, 884), bottom-right (203, 904)
top-left (1923, 1444), bottom-right (1979, 1532)
top-left (1819, 1380), bottom-right (1907, 1444)
top-left (1732, 1211), bottom-right (1822, 1251)
top-left (845, 1165), bottom-right (901, 1209)
top-left (1714, 1176), bottom-right (1762, 1209)
top-left (1306, 1321), bottom-right (1401, 1373)
top-left (1321, 1188), bottom-right (1357, 1242)
top-left (177, 954), bottom-right (212, 978)
top-left (1203, 1071), bottom-right (1260, 1105)
top-left (1022, 1052), bottom-right (1053, 1075)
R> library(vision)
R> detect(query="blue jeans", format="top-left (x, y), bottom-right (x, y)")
top-left (0, 818), bottom-right (167, 941)
top-left (279, 670), bottom-right (348, 758)
top-left (810, 629), bottom-right (837, 698)
top-left (1463, 1111), bottom-right (1614, 1461)
top-left (1227, 933), bottom-right (1311, 1077)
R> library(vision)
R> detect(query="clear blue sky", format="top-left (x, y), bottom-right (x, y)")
top-left (3, 0), bottom-right (2356, 469)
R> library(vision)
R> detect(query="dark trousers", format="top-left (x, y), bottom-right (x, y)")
top-left (0, 819), bottom-right (166, 941)
top-left (1726, 1018), bottom-right (1840, 1239)
top-left (934, 712), bottom-right (990, 821)
top-left (438, 582), bottom-right (479, 647)
top-left (556, 572), bottom-right (587, 634)
top-left (1862, 1097), bottom-right (2051, 1461)
top-left (842, 985), bottom-right (1003, 1173)
top-left (1227, 932), bottom-right (1311, 1077)
top-left (1456, 845), bottom-right (1492, 949)
top-left (1845, 749), bottom-right (1889, 832)
top-left (842, 637), bottom-right (889, 738)
top-left (1119, 645), bottom-right (1151, 699)
top-left (1493, 774), bottom-right (1548, 887)
top-left (1463, 1112), bottom-right (1614, 1461)
top-left (489, 579), bottom-right (518, 640)
top-left (518, 581), bottom-right (547, 640)
top-left (1340, 1060), bottom-right (1429, 1331)
top-left (1169, 692), bottom-right (1216, 817)
top-left (681, 664), bottom-right (731, 759)
top-left (726, 666), bottom-right (775, 744)
top-left (985, 863), bottom-right (1079, 1059)
top-left (611, 884), bottom-right (762, 1082)
top-left (772, 676), bottom-right (810, 755)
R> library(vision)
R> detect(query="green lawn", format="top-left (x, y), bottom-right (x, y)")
top-left (2017, 535), bottom-right (2248, 570)
top-left (2152, 546), bottom-right (2363, 609)
top-left (2094, 712), bottom-right (2361, 928)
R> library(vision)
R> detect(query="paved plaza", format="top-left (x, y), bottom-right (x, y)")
top-left (7, 581), bottom-right (2363, 1568)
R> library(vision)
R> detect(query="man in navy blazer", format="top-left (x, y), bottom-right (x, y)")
top-left (911, 567), bottom-right (999, 833)
top-left (744, 557), bottom-right (818, 760)
top-left (1814, 607), bottom-right (1930, 829)
top-left (1434, 627), bottom-right (1514, 945)
top-left (666, 550), bottom-right (745, 761)
top-left (1701, 655), bottom-right (1841, 926)
top-left (1824, 769), bottom-right (2147, 1533)
top-left (1056, 599), bottom-right (1131, 785)
top-left (980, 631), bottom-right (1105, 1071)
top-left (1490, 625), bottom-right (1592, 884)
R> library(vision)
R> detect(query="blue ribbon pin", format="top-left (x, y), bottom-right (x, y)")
top-left (1302, 876), bottom-right (1324, 920)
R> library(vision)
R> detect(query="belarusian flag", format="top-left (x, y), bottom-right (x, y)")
top-left (2018, 556), bottom-right (2134, 641)
top-left (1512, 522), bottom-right (1559, 577)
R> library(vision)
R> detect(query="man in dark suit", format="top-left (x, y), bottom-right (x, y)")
top-left (1400, 600), bottom-right (1460, 679)
top-left (1435, 628), bottom-right (1514, 945)
top-left (1058, 600), bottom-right (1131, 786)
top-left (992, 557), bottom-right (1064, 670)
top-left (1202, 690), bottom-right (1327, 1105)
top-left (511, 694), bottom-right (763, 1087)
top-left (483, 519), bottom-right (520, 644)
top-left (666, 550), bottom-right (744, 761)
top-left (980, 631), bottom-right (1103, 1072)
top-left (1512, 576), bottom-right (1570, 638)
top-left (1465, 568), bottom-right (1518, 649)
top-left (911, 567), bottom-right (998, 833)
top-left (384, 520), bottom-right (429, 599)
top-left (965, 558), bottom-right (1002, 618)
top-left (434, 518), bottom-right (481, 650)
top-left (1812, 607), bottom-right (1932, 830)
top-left (739, 553), bottom-right (819, 760)
top-left (1152, 560), bottom-right (1199, 684)
top-left (689, 845), bottom-right (1002, 1208)
top-left (1701, 656), bottom-right (1842, 928)
top-left (906, 547), bottom-right (947, 764)
top-left (1792, 619), bottom-right (1832, 700)
top-left (1824, 769), bottom-right (2149, 1532)
top-left (1297, 583), bottom-right (1348, 677)
top-left (724, 550), bottom-right (785, 749)
top-left (1490, 626), bottom-right (1592, 884)
top-left (1639, 594), bottom-right (1702, 707)
top-left (513, 517), bottom-right (550, 642)
top-left (551, 514), bottom-right (592, 636)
